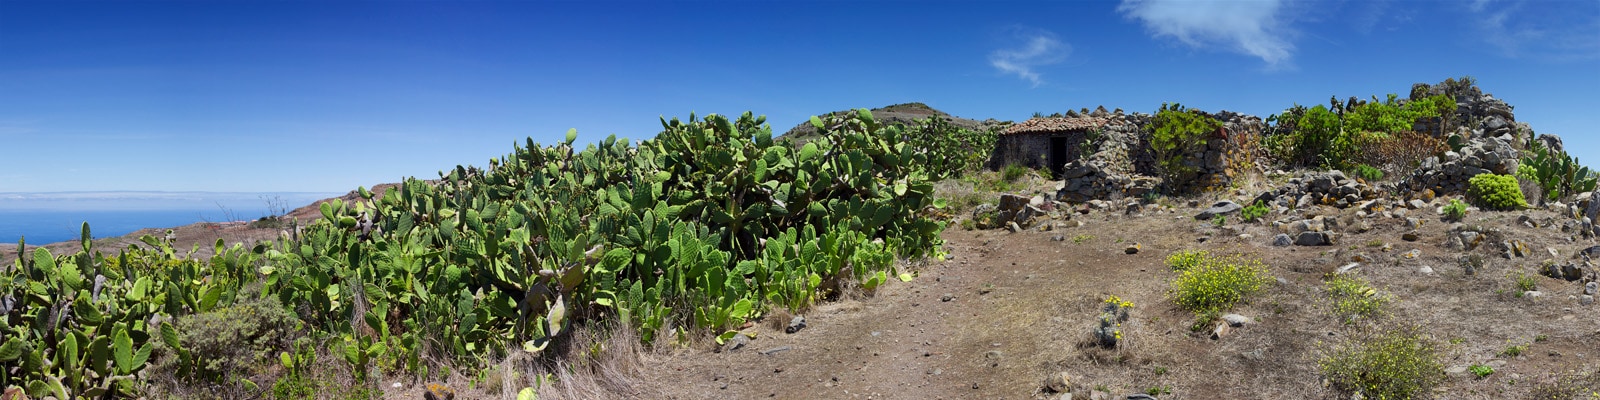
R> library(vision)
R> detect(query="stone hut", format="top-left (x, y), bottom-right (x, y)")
top-left (990, 115), bottom-right (1113, 176)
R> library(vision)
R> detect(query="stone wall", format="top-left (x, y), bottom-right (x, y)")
top-left (1052, 108), bottom-right (1262, 202)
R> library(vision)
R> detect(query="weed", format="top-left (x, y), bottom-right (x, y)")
top-left (1325, 274), bottom-right (1388, 321)
top-left (1154, 366), bottom-right (1168, 376)
top-left (1094, 384), bottom-right (1109, 392)
top-left (1503, 343), bottom-right (1528, 357)
top-left (1443, 199), bottom-right (1468, 221)
top-left (1240, 200), bottom-right (1269, 222)
top-left (1211, 214), bottom-right (1226, 228)
top-left (1513, 271), bottom-right (1537, 293)
top-left (1145, 385), bottom-right (1172, 395)
top-left (1535, 334), bottom-right (1548, 342)
top-left (1073, 234), bottom-right (1094, 244)
top-left (1319, 324), bottom-right (1444, 400)
top-left (1470, 364), bottom-right (1495, 378)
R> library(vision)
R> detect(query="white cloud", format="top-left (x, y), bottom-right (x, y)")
top-left (989, 27), bottom-right (1070, 87)
top-left (1468, 0), bottom-right (1600, 60)
top-left (1117, 0), bottom-right (1295, 67)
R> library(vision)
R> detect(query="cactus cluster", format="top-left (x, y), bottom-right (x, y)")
top-left (0, 224), bottom-right (261, 397)
top-left (1, 109), bottom-right (955, 395)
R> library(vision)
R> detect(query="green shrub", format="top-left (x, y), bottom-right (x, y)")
top-left (1443, 199), bottom-right (1468, 221)
top-left (1467, 173), bottom-right (1529, 210)
top-left (1170, 254), bottom-right (1271, 314)
top-left (1352, 164), bottom-right (1384, 182)
top-left (1150, 103), bottom-right (1222, 189)
top-left (156, 292), bottom-right (299, 383)
top-left (1268, 93), bottom-right (1454, 170)
top-left (1239, 200), bottom-right (1269, 222)
top-left (1002, 163), bottom-right (1028, 182)
top-left (1325, 275), bottom-right (1388, 321)
top-left (1319, 325), bottom-right (1444, 399)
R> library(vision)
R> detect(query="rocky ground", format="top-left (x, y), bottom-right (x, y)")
top-left (635, 173), bottom-right (1600, 400)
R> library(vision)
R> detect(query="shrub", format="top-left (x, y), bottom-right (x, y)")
top-left (1325, 275), bottom-right (1388, 321)
top-left (1165, 249), bottom-right (1210, 272)
top-left (1150, 103), bottom-right (1221, 189)
top-left (1443, 199), bottom-right (1468, 221)
top-left (1319, 325), bottom-right (1444, 399)
top-left (1239, 200), bottom-right (1269, 222)
top-left (1351, 131), bottom-right (1447, 177)
top-left (1351, 164), bottom-right (1384, 182)
top-left (1467, 173), bottom-right (1529, 210)
top-left (155, 292), bottom-right (299, 384)
top-left (1002, 163), bottom-right (1028, 182)
top-left (1170, 254), bottom-right (1271, 314)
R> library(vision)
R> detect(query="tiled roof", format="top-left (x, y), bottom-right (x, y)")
top-left (1000, 116), bottom-right (1108, 135)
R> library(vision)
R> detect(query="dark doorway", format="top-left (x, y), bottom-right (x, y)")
top-left (1048, 136), bottom-right (1070, 176)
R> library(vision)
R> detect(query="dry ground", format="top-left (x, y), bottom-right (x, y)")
top-left (636, 192), bottom-right (1600, 400)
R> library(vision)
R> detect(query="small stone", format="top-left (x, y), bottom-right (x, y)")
top-left (1402, 249), bottom-right (1422, 259)
top-left (1335, 263), bottom-right (1361, 275)
top-left (1124, 243), bottom-right (1141, 254)
top-left (786, 316), bottom-right (807, 334)
top-left (425, 383), bottom-right (455, 400)
top-left (1402, 231), bottom-right (1419, 242)
top-left (1409, 199), bottom-right (1429, 210)
top-left (1419, 265), bottom-right (1435, 275)
top-left (1043, 371), bottom-right (1072, 393)
top-left (1524, 291), bottom-right (1543, 299)
top-left (1581, 295), bottom-right (1594, 306)
top-left (941, 293), bottom-right (954, 302)
top-left (1586, 282), bottom-right (1598, 295)
top-left (1221, 314), bottom-right (1251, 327)
top-left (1052, 234), bottom-right (1066, 242)
top-left (1008, 221), bottom-right (1022, 233)
top-left (718, 333), bottom-right (751, 353)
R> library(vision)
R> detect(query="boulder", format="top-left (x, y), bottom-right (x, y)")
top-left (1295, 231), bottom-right (1333, 246)
top-left (1271, 234), bottom-right (1293, 247)
top-left (1195, 201), bottom-right (1242, 220)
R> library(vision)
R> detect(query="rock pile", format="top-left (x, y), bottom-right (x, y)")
top-left (1057, 160), bottom-right (1160, 203)
top-left (1252, 170), bottom-right (1379, 209)
top-left (1399, 135), bottom-right (1520, 195)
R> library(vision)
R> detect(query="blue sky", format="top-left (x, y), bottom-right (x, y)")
top-left (1, 0), bottom-right (1596, 193)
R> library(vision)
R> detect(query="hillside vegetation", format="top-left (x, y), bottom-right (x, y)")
top-left (3, 77), bottom-right (1598, 399)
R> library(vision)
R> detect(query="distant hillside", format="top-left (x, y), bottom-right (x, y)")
top-left (778, 102), bottom-right (1008, 145)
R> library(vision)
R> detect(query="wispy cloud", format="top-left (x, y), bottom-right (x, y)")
top-left (989, 27), bottom-right (1070, 87)
top-left (1467, 0), bottom-right (1600, 61)
top-left (1117, 0), bottom-right (1295, 67)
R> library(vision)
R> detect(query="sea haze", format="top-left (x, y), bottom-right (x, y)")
top-left (0, 192), bottom-right (338, 244)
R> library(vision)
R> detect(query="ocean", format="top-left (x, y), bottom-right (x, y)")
top-left (0, 192), bottom-right (339, 245)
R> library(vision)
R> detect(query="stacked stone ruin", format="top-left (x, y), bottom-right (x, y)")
top-left (998, 106), bottom-right (1264, 203)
